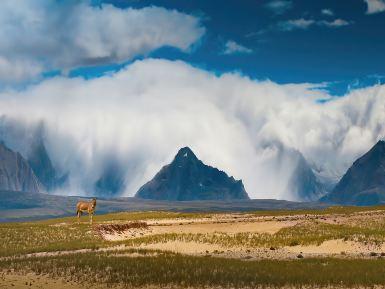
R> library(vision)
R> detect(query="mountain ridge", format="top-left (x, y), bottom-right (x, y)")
top-left (321, 140), bottom-right (385, 205)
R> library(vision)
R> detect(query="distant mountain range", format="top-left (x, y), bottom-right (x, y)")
top-left (136, 147), bottom-right (249, 201)
top-left (321, 140), bottom-right (385, 206)
top-left (1, 130), bottom-right (385, 205)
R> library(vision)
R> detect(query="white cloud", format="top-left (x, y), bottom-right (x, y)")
top-left (364, 0), bottom-right (385, 14)
top-left (278, 18), bottom-right (351, 31)
top-left (0, 0), bottom-right (205, 85)
top-left (278, 18), bottom-right (315, 31)
top-left (321, 9), bottom-right (334, 16)
top-left (0, 57), bottom-right (43, 84)
top-left (265, 0), bottom-right (292, 15)
top-left (223, 40), bottom-right (253, 55)
top-left (320, 19), bottom-right (351, 27)
top-left (0, 59), bottom-right (384, 201)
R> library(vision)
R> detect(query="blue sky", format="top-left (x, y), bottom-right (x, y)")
top-left (76, 0), bottom-right (385, 95)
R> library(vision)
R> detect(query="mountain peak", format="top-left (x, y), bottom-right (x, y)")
top-left (135, 147), bottom-right (249, 201)
top-left (370, 140), bottom-right (385, 153)
top-left (174, 146), bottom-right (197, 160)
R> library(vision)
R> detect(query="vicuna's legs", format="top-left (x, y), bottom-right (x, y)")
top-left (77, 210), bottom-right (81, 224)
top-left (88, 209), bottom-right (94, 224)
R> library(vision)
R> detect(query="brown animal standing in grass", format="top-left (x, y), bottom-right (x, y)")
top-left (76, 198), bottom-right (97, 224)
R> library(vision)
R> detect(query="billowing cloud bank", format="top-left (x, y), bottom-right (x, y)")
top-left (0, 59), bottom-right (384, 200)
top-left (0, 0), bottom-right (204, 84)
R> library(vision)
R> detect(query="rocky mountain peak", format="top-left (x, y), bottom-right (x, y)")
top-left (135, 147), bottom-right (249, 201)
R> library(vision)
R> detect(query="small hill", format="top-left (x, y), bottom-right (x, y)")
top-left (321, 140), bottom-right (385, 205)
top-left (0, 142), bottom-right (43, 193)
top-left (135, 147), bottom-right (249, 201)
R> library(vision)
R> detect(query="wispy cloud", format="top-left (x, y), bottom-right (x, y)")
top-left (223, 40), bottom-right (253, 55)
top-left (320, 19), bottom-right (351, 27)
top-left (278, 18), bottom-right (315, 31)
top-left (321, 9), bottom-right (334, 16)
top-left (265, 0), bottom-right (292, 15)
top-left (364, 0), bottom-right (385, 14)
top-left (278, 18), bottom-right (352, 31)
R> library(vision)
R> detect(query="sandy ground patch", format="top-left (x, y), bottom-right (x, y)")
top-left (137, 239), bottom-right (385, 260)
top-left (100, 216), bottom-right (297, 241)
top-left (153, 220), bottom-right (294, 234)
top-left (140, 241), bottom-right (226, 255)
top-left (286, 239), bottom-right (369, 255)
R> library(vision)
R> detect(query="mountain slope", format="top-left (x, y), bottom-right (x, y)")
top-left (135, 147), bottom-right (249, 201)
top-left (27, 139), bottom-right (64, 191)
top-left (288, 151), bottom-right (327, 201)
top-left (321, 140), bottom-right (385, 205)
top-left (28, 141), bottom-right (56, 190)
top-left (266, 142), bottom-right (327, 201)
top-left (95, 163), bottom-right (125, 197)
top-left (0, 142), bottom-right (43, 193)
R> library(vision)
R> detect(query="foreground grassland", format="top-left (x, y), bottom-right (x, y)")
top-left (3, 251), bottom-right (385, 288)
top-left (3, 206), bottom-right (385, 288)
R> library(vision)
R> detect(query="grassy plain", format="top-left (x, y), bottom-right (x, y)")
top-left (2, 206), bottom-right (385, 288)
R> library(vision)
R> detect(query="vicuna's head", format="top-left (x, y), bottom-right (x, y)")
top-left (92, 198), bottom-right (97, 208)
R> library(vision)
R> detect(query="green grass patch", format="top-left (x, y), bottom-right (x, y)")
top-left (0, 222), bottom-right (109, 257)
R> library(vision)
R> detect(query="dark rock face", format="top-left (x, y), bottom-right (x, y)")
top-left (267, 142), bottom-right (327, 201)
top-left (288, 152), bottom-right (327, 201)
top-left (95, 163), bottom-right (125, 197)
top-left (27, 140), bottom-right (67, 191)
top-left (321, 140), bottom-right (385, 205)
top-left (135, 147), bottom-right (249, 201)
top-left (0, 142), bottom-right (42, 193)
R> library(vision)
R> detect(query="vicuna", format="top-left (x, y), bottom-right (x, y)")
top-left (76, 198), bottom-right (97, 224)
